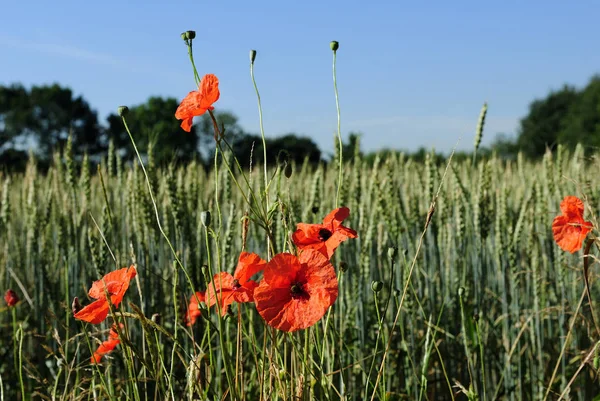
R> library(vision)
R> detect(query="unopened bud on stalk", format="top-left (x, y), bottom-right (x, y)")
top-left (201, 211), bottom-right (211, 228)
top-left (473, 311), bottom-right (480, 322)
top-left (330, 41), bottom-right (339, 51)
top-left (117, 106), bottom-right (129, 117)
top-left (387, 246), bottom-right (398, 260)
top-left (311, 206), bottom-right (319, 214)
top-left (393, 289), bottom-right (401, 298)
top-left (250, 49), bottom-right (257, 63)
top-left (458, 287), bottom-right (465, 297)
top-left (284, 163), bottom-right (293, 178)
top-left (71, 297), bottom-right (81, 314)
top-left (371, 280), bottom-right (383, 293)
top-left (339, 261), bottom-right (348, 272)
top-left (201, 265), bottom-right (210, 281)
top-left (185, 30), bottom-right (196, 40)
top-left (277, 150), bottom-right (289, 168)
top-left (151, 313), bottom-right (161, 324)
top-left (5, 289), bottom-right (19, 307)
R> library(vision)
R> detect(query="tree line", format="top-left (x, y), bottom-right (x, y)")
top-left (2, 76), bottom-right (600, 170)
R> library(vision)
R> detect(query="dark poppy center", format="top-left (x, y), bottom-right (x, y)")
top-left (232, 279), bottom-right (241, 290)
top-left (290, 282), bottom-right (309, 300)
top-left (318, 228), bottom-right (333, 242)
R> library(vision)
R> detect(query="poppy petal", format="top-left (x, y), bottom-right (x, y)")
top-left (74, 299), bottom-right (110, 324)
top-left (263, 253), bottom-right (301, 288)
top-left (323, 207), bottom-right (350, 229)
top-left (234, 252), bottom-right (266, 284)
top-left (232, 280), bottom-right (258, 304)
top-left (199, 74), bottom-right (220, 110)
top-left (552, 215), bottom-right (592, 253)
top-left (560, 196), bottom-right (585, 218)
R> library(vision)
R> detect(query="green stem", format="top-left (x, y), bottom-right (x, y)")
top-left (333, 49), bottom-right (342, 208)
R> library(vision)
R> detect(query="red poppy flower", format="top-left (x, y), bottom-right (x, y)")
top-left (186, 291), bottom-right (206, 326)
top-left (206, 252), bottom-right (266, 316)
top-left (91, 325), bottom-right (122, 364)
top-left (175, 74), bottom-right (220, 132)
top-left (74, 266), bottom-right (137, 324)
top-left (552, 196), bottom-right (593, 253)
top-left (292, 207), bottom-right (358, 259)
top-left (254, 250), bottom-right (338, 332)
top-left (4, 289), bottom-right (19, 307)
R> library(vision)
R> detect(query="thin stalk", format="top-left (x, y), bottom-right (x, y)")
top-left (332, 47), bottom-right (342, 208)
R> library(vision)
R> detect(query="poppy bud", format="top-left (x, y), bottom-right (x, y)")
top-left (284, 163), bottom-right (293, 179)
top-left (277, 150), bottom-right (289, 168)
top-left (339, 261), bottom-right (348, 272)
top-left (201, 211), bottom-right (211, 228)
top-left (458, 287), bottom-right (465, 297)
top-left (371, 280), bottom-right (383, 293)
top-left (185, 30), bottom-right (196, 40)
top-left (151, 313), bottom-right (161, 324)
top-left (117, 106), bottom-right (129, 117)
top-left (71, 297), bottom-right (81, 314)
top-left (330, 41), bottom-right (339, 51)
top-left (250, 49), bottom-right (257, 63)
top-left (311, 206), bottom-right (319, 214)
top-left (201, 265), bottom-right (210, 281)
top-left (4, 289), bottom-right (18, 307)
top-left (473, 311), bottom-right (479, 322)
top-left (180, 32), bottom-right (187, 41)
top-left (387, 246), bottom-right (398, 260)
top-left (393, 289), bottom-right (401, 298)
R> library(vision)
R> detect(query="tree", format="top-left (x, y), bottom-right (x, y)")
top-left (558, 75), bottom-right (600, 152)
top-left (516, 85), bottom-right (578, 158)
top-left (0, 83), bottom-right (103, 160)
top-left (231, 133), bottom-right (322, 167)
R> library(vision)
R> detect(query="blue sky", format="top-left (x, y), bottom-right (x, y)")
top-left (1, 1), bottom-right (599, 154)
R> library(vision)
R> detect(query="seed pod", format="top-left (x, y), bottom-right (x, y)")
top-left (371, 280), bottom-right (383, 293)
top-left (118, 106), bottom-right (129, 117)
top-left (201, 211), bottom-right (211, 228)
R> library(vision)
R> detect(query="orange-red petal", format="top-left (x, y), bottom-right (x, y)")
top-left (74, 299), bottom-right (110, 324)
top-left (552, 215), bottom-right (592, 253)
top-left (254, 250), bottom-right (338, 332)
top-left (186, 291), bottom-right (206, 326)
top-left (199, 74), bottom-right (220, 110)
top-left (234, 252), bottom-right (266, 284)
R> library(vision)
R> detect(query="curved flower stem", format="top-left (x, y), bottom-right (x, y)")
top-left (332, 48), bottom-right (342, 208)
top-left (250, 56), bottom-right (271, 257)
top-left (186, 41), bottom-right (201, 87)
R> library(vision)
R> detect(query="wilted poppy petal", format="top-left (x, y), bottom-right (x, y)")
top-left (74, 299), bottom-right (110, 324)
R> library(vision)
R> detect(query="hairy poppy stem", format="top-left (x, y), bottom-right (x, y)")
top-left (249, 51), bottom-right (272, 258)
top-left (332, 43), bottom-right (343, 208)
